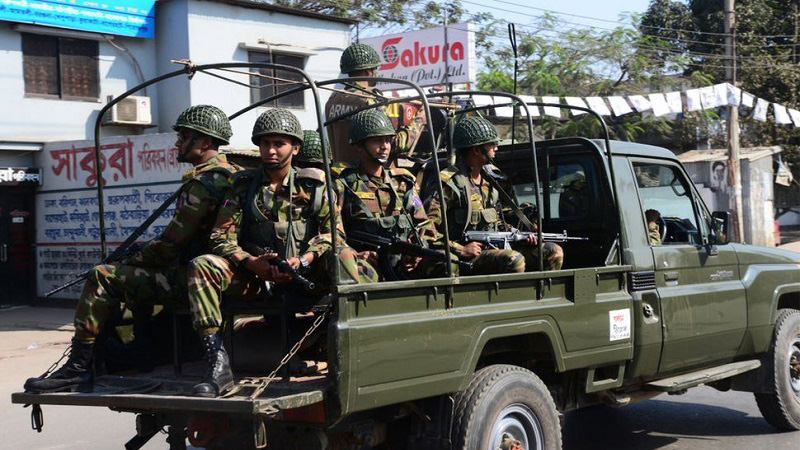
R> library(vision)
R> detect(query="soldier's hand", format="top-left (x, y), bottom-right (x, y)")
top-left (401, 254), bottom-right (421, 272)
top-left (357, 250), bottom-right (379, 267)
top-left (461, 241), bottom-right (483, 260)
top-left (524, 233), bottom-right (538, 246)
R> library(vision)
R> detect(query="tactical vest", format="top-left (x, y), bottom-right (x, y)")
top-left (441, 167), bottom-right (501, 236)
top-left (177, 159), bottom-right (239, 263)
top-left (338, 166), bottom-right (418, 242)
top-left (240, 167), bottom-right (325, 259)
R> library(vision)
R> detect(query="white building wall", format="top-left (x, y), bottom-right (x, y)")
top-left (154, 0), bottom-right (191, 134)
top-left (181, 1), bottom-right (350, 149)
top-left (0, 22), bottom-right (160, 143)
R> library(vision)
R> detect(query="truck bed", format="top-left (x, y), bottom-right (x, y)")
top-left (12, 361), bottom-right (327, 417)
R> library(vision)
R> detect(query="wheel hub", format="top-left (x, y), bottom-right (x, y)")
top-left (788, 334), bottom-right (800, 395)
top-left (491, 404), bottom-right (543, 450)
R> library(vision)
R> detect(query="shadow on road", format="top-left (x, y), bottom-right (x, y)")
top-left (563, 400), bottom-right (776, 450)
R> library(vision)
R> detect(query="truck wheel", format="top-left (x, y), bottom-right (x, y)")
top-left (754, 308), bottom-right (800, 431)
top-left (451, 364), bottom-right (561, 450)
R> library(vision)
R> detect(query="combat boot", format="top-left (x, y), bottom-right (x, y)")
top-left (24, 340), bottom-right (94, 393)
top-left (192, 333), bottom-right (234, 397)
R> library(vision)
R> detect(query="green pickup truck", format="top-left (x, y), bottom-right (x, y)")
top-left (12, 74), bottom-right (800, 449)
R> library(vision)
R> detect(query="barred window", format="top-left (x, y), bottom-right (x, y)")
top-left (22, 33), bottom-right (99, 100)
top-left (248, 51), bottom-right (305, 109)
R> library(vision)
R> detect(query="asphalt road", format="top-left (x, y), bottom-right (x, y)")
top-left (2, 308), bottom-right (799, 449)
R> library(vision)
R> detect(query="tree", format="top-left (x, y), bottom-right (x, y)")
top-left (641, 0), bottom-right (800, 151)
top-left (268, 0), bottom-right (491, 32)
top-left (476, 13), bottom-right (710, 146)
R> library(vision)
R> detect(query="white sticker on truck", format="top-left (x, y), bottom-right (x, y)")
top-left (609, 309), bottom-right (631, 341)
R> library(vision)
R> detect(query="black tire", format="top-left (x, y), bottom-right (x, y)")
top-left (451, 364), bottom-right (561, 450)
top-left (754, 308), bottom-right (800, 431)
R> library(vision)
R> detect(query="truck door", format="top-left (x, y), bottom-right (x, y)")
top-left (632, 161), bottom-right (746, 374)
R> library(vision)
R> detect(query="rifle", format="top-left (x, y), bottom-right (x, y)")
top-left (44, 189), bottom-right (181, 297)
top-left (347, 230), bottom-right (473, 273)
top-left (240, 243), bottom-right (316, 291)
top-left (463, 230), bottom-right (588, 250)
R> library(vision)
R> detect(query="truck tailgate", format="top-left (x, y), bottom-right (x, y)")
top-left (12, 373), bottom-right (326, 416)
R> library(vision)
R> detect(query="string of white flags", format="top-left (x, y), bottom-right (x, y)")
top-left (392, 83), bottom-right (798, 125)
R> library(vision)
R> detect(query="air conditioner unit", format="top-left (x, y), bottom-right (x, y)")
top-left (104, 95), bottom-right (152, 126)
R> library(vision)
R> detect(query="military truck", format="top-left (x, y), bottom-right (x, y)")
top-left (12, 70), bottom-right (800, 450)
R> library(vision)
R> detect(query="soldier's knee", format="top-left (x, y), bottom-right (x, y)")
top-left (188, 254), bottom-right (224, 276)
top-left (507, 251), bottom-right (525, 273)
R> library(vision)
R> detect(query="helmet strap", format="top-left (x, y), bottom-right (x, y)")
top-left (263, 150), bottom-right (293, 172)
top-left (480, 145), bottom-right (495, 166)
top-left (176, 133), bottom-right (201, 163)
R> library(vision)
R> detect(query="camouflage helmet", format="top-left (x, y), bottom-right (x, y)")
top-left (251, 108), bottom-right (304, 145)
top-left (340, 43), bottom-right (381, 74)
top-left (296, 130), bottom-right (329, 164)
top-left (453, 116), bottom-right (500, 150)
top-left (172, 105), bottom-right (232, 145)
top-left (349, 109), bottom-right (396, 144)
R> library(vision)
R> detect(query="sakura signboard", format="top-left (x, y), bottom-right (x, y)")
top-left (361, 23), bottom-right (476, 90)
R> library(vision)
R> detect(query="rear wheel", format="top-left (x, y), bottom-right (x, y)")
top-left (452, 364), bottom-right (561, 450)
top-left (754, 309), bottom-right (800, 430)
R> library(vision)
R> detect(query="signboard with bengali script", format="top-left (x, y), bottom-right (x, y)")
top-left (35, 133), bottom-right (190, 298)
top-left (0, 0), bottom-right (155, 38)
top-left (361, 23), bottom-right (476, 91)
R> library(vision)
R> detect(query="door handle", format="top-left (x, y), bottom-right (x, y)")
top-left (664, 271), bottom-right (679, 283)
top-left (0, 244), bottom-right (7, 262)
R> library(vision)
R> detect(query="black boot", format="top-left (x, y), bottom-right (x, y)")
top-left (24, 340), bottom-right (94, 393)
top-left (192, 333), bottom-right (234, 397)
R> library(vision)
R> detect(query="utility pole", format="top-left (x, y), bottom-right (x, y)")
top-left (725, 0), bottom-right (744, 242)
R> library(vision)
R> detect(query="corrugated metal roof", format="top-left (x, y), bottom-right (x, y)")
top-left (677, 146), bottom-right (782, 163)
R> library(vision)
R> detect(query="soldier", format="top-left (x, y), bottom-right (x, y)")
top-left (293, 130), bottom-right (329, 170)
top-left (423, 116), bottom-right (563, 275)
top-left (646, 209), bottom-right (662, 245)
top-left (333, 109), bottom-right (447, 280)
top-left (325, 43), bottom-right (383, 162)
top-left (25, 105), bottom-right (241, 394)
top-left (186, 109), bottom-right (376, 396)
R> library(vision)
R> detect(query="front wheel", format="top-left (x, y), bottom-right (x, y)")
top-left (451, 364), bottom-right (561, 450)
top-left (754, 308), bottom-right (800, 431)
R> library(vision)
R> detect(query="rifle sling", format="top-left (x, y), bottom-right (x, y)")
top-left (481, 167), bottom-right (538, 233)
top-left (106, 188), bottom-right (181, 261)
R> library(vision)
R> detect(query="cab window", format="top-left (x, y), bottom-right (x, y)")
top-left (634, 163), bottom-right (701, 246)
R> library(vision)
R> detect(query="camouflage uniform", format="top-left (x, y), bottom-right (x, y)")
top-left (648, 222), bottom-right (662, 245)
top-left (424, 161), bottom-right (526, 275)
top-left (74, 155), bottom-right (240, 341)
top-left (333, 162), bottom-right (447, 280)
top-left (187, 166), bottom-right (376, 333)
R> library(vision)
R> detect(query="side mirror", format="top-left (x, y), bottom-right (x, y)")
top-left (711, 211), bottom-right (730, 245)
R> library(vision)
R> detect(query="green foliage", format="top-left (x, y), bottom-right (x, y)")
top-left (475, 13), bottom-right (706, 144)
top-left (641, 0), bottom-right (800, 170)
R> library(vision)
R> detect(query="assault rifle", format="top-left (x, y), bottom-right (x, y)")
top-left (44, 189), bottom-right (181, 297)
top-left (347, 230), bottom-right (473, 276)
top-left (464, 230), bottom-right (588, 250)
top-left (240, 243), bottom-right (316, 290)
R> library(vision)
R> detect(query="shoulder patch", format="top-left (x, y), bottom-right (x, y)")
top-left (440, 167), bottom-right (457, 183)
top-left (331, 161), bottom-right (357, 177)
top-left (296, 167), bottom-right (325, 183)
top-left (390, 167), bottom-right (416, 180)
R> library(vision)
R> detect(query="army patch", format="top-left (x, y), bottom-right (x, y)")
top-left (356, 192), bottom-right (376, 200)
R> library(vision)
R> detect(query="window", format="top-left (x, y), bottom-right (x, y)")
top-left (248, 51), bottom-right (305, 108)
top-left (22, 33), bottom-right (99, 100)
top-left (634, 163), bottom-right (701, 246)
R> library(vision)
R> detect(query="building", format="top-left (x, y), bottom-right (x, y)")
top-left (678, 146), bottom-right (782, 247)
top-left (0, 0), bottom-right (355, 305)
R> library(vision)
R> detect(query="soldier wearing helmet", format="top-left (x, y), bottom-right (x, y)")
top-left (25, 105), bottom-right (242, 396)
top-left (325, 43), bottom-right (425, 164)
top-left (325, 43), bottom-right (383, 163)
top-left (293, 130), bottom-right (330, 170)
top-left (187, 109), bottom-right (376, 393)
top-left (422, 116), bottom-right (563, 275)
top-left (332, 110), bottom-right (447, 280)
